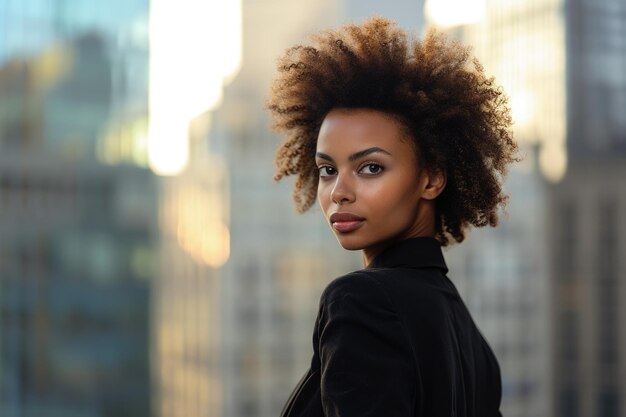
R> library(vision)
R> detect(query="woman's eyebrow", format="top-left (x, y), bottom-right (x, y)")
top-left (348, 147), bottom-right (392, 161)
top-left (315, 147), bottom-right (392, 163)
top-left (315, 152), bottom-right (334, 162)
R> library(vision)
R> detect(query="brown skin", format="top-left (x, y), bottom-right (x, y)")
top-left (316, 108), bottom-right (446, 266)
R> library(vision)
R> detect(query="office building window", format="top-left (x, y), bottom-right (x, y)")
top-left (557, 200), bottom-right (576, 279)
top-left (596, 199), bottom-right (618, 371)
top-left (559, 310), bottom-right (579, 365)
top-left (559, 386), bottom-right (579, 417)
top-left (598, 386), bottom-right (619, 417)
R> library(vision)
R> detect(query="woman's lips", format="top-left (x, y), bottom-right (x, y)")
top-left (329, 212), bottom-right (365, 233)
top-left (332, 220), bottom-right (365, 233)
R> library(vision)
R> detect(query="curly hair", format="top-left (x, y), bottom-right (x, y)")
top-left (267, 17), bottom-right (520, 246)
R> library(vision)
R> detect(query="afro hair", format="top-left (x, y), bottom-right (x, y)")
top-left (267, 17), bottom-right (520, 246)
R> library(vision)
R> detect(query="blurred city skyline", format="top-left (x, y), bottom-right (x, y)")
top-left (0, 1), bottom-right (625, 417)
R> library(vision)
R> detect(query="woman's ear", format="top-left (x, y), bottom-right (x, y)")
top-left (421, 169), bottom-right (446, 200)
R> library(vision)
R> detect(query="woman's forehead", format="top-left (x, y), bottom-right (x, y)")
top-left (316, 108), bottom-right (416, 156)
top-left (318, 108), bottom-right (407, 142)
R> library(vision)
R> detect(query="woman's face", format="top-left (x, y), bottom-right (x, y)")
top-left (316, 108), bottom-right (441, 261)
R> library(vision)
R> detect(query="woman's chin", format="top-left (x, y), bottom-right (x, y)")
top-left (333, 235), bottom-right (366, 251)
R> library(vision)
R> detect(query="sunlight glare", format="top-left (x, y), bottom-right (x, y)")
top-left (425, 0), bottom-right (485, 28)
top-left (539, 143), bottom-right (567, 183)
top-left (510, 90), bottom-right (533, 128)
top-left (148, 0), bottom-right (242, 176)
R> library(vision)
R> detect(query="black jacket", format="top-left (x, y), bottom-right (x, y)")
top-left (280, 237), bottom-right (503, 417)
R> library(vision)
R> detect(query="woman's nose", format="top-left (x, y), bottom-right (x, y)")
top-left (330, 174), bottom-right (355, 205)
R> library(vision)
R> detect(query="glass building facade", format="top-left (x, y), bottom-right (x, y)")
top-left (424, 1), bottom-right (563, 415)
top-left (0, 1), bottom-right (153, 416)
top-left (425, 1), bottom-right (626, 417)
top-left (566, 0), bottom-right (626, 157)
top-left (212, 3), bottom-right (351, 415)
top-left (550, 1), bottom-right (626, 416)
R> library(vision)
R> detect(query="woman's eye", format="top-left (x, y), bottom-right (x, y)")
top-left (318, 166), bottom-right (336, 177)
top-left (359, 163), bottom-right (384, 175)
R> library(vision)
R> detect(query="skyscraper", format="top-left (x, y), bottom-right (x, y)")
top-left (550, 0), bottom-right (626, 416)
top-left (146, 2), bottom-right (237, 416)
top-left (0, 2), bottom-right (154, 416)
top-left (212, 3), bottom-right (349, 415)
top-left (213, 2), bottom-right (423, 416)
top-left (423, 0), bottom-right (565, 415)
top-left (424, 0), bottom-right (626, 416)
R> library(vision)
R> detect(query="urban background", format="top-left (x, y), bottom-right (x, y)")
top-left (0, 0), bottom-right (624, 416)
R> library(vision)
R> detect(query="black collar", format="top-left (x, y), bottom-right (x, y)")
top-left (366, 237), bottom-right (448, 272)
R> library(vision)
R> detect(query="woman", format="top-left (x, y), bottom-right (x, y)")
top-left (267, 17), bottom-right (519, 417)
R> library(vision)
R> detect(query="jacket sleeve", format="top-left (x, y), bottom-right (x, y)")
top-left (318, 273), bottom-right (417, 417)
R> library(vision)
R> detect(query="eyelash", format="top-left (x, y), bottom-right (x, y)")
top-left (359, 161), bottom-right (384, 175)
top-left (317, 162), bottom-right (385, 178)
top-left (318, 165), bottom-right (336, 177)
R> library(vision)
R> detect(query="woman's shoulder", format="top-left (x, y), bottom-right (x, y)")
top-left (319, 267), bottom-right (441, 304)
top-left (320, 266), bottom-right (458, 317)
top-left (321, 270), bottom-right (379, 301)
top-left (319, 269), bottom-right (394, 309)
top-left (316, 270), bottom-right (405, 331)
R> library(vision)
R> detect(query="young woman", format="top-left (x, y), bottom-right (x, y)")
top-left (267, 17), bottom-right (519, 417)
